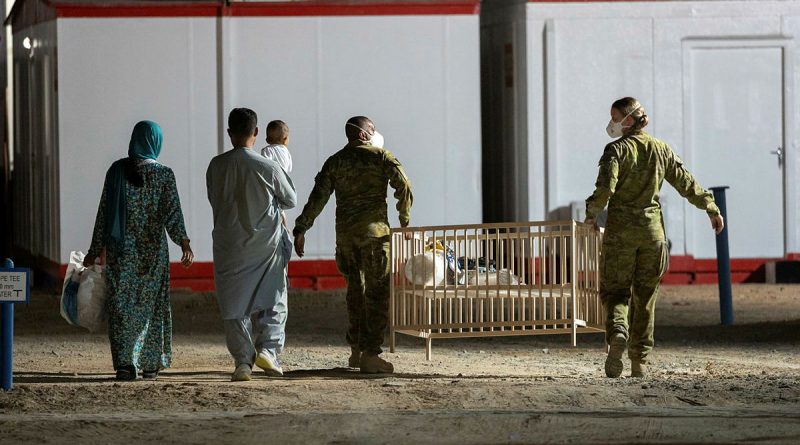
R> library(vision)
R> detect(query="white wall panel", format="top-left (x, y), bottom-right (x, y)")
top-left (225, 15), bottom-right (481, 259)
top-left (686, 43), bottom-right (786, 258)
top-left (524, 0), bottom-right (800, 257)
top-left (545, 17), bottom-right (653, 216)
top-left (653, 17), bottom-right (781, 254)
top-left (443, 17), bottom-right (482, 223)
top-left (57, 18), bottom-right (218, 262)
top-left (525, 18), bottom-right (545, 222)
top-left (783, 15), bottom-right (800, 254)
top-left (221, 16), bottom-right (327, 255)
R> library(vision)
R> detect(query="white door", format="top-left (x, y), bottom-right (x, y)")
top-left (687, 43), bottom-right (786, 259)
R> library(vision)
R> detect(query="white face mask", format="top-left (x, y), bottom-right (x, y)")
top-left (370, 130), bottom-right (384, 148)
top-left (606, 105), bottom-right (640, 138)
top-left (347, 122), bottom-right (383, 147)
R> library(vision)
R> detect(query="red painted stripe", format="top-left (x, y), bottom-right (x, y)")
top-left (42, 252), bottom-right (800, 292)
top-left (229, 1), bottom-right (480, 17)
top-left (170, 261), bottom-right (214, 279)
top-left (289, 259), bottom-right (341, 277)
top-left (166, 260), bottom-right (346, 291)
top-left (693, 271), bottom-right (757, 285)
top-left (56, 3), bottom-right (221, 18)
top-left (51, 1), bottom-right (479, 19)
top-left (661, 273), bottom-right (692, 286)
top-left (289, 277), bottom-right (315, 289)
top-left (693, 258), bottom-right (782, 274)
top-left (667, 255), bottom-right (694, 273)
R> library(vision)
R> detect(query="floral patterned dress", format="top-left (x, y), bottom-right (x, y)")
top-left (89, 162), bottom-right (188, 372)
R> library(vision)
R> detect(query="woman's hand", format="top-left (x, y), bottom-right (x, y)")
top-left (83, 255), bottom-right (96, 267)
top-left (83, 248), bottom-right (106, 267)
top-left (180, 240), bottom-right (194, 268)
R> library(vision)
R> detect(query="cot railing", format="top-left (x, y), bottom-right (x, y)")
top-left (389, 220), bottom-right (604, 360)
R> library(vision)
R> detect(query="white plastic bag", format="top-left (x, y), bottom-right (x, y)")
top-left (60, 250), bottom-right (108, 332)
top-left (77, 263), bottom-right (108, 333)
top-left (404, 252), bottom-right (447, 286)
top-left (468, 269), bottom-right (520, 286)
top-left (60, 251), bottom-right (84, 326)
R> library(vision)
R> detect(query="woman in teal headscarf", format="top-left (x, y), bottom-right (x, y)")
top-left (86, 120), bottom-right (194, 381)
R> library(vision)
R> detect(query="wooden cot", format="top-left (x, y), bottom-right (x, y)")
top-left (389, 220), bottom-right (605, 360)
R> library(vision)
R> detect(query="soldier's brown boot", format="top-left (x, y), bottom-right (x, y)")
top-left (348, 347), bottom-right (361, 368)
top-left (359, 353), bottom-right (394, 374)
top-left (631, 360), bottom-right (648, 378)
top-left (604, 333), bottom-right (627, 378)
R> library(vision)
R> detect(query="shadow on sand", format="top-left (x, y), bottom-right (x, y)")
top-left (10, 368), bottom-right (514, 384)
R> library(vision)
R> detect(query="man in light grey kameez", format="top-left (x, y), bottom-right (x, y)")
top-left (206, 108), bottom-right (297, 381)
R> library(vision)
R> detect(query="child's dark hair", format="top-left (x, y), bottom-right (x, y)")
top-left (266, 120), bottom-right (289, 144)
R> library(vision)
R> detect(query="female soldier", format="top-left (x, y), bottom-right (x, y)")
top-left (585, 97), bottom-right (724, 378)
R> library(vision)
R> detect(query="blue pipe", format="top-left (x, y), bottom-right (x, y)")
top-left (1, 258), bottom-right (14, 391)
top-left (710, 187), bottom-right (734, 325)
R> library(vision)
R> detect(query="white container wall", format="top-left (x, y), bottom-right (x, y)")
top-left (222, 14), bottom-right (482, 259)
top-left (485, 0), bottom-right (800, 259)
top-left (9, 2), bottom-right (482, 268)
top-left (57, 17), bottom-right (219, 263)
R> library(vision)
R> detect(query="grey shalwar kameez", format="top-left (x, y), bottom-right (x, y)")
top-left (206, 147), bottom-right (297, 367)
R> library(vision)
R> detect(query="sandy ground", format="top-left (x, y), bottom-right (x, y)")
top-left (1, 284), bottom-right (798, 444)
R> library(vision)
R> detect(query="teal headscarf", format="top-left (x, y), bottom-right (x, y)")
top-left (104, 121), bottom-right (164, 244)
top-left (128, 120), bottom-right (163, 160)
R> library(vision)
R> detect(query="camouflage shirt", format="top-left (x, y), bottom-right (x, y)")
top-left (294, 140), bottom-right (413, 239)
top-left (586, 131), bottom-right (720, 239)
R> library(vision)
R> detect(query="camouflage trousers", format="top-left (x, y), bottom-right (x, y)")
top-left (335, 235), bottom-right (391, 355)
top-left (600, 234), bottom-right (669, 362)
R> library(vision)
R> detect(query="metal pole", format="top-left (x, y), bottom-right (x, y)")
top-left (1, 258), bottom-right (14, 391)
top-left (710, 187), bottom-right (734, 325)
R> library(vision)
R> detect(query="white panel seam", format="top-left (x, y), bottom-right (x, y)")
top-left (187, 19), bottom-right (195, 239)
top-left (443, 16), bottom-right (450, 225)
top-left (315, 17), bottom-right (323, 253)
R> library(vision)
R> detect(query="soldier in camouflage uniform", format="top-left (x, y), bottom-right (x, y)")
top-left (293, 116), bottom-right (413, 374)
top-left (585, 97), bottom-right (725, 378)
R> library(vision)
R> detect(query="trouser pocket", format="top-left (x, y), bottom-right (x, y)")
top-left (656, 240), bottom-right (669, 279)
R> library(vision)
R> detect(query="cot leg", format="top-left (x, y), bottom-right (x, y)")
top-left (425, 338), bottom-right (432, 361)
top-left (571, 324), bottom-right (577, 347)
top-left (390, 330), bottom-right (396, 353)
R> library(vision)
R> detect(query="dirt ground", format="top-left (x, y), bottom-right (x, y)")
top-left (1, 284), bottom-right (798, 444)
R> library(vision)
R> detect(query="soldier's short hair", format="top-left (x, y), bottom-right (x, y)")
top-left (611, 97), bottom-right (649, 131)
top-left (266, 120), bottom-right (289, 144)
top-left (228, 108), bottom-right (258, 137)
top-left (345, 116), bottom-right (372, 140)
